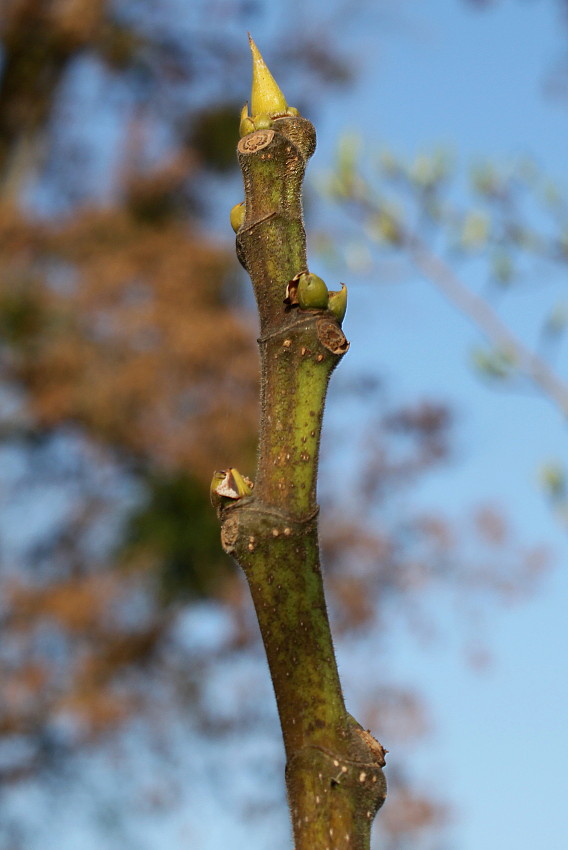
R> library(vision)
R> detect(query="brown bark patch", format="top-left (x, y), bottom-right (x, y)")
top-left (238, 129), bottom-right (275, 154)
top-left (317, 318), bottom-right (349, 355)
top-left (220, 512), bottom-right (240, 554)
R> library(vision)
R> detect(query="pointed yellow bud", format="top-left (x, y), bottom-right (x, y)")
top-left (210, 468), bottom-right (254, 508)
top-left (230, 201), bottom-right (246, 233)
top-left (249, 34), bottom-right (288, 117)
top-left (239, 38), bottom-right (300, 136)
top-left (327, 283), bottom-right (348, 324)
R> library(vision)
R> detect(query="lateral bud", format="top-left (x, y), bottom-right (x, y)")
top-left (210, 468), bottom-right (254, 509)
top-left (284, 270), bottom-right (329, 310)
top-left (327, 283), bottom-right (348, 324)
top-left (230, 201), bottom-right (246, 233)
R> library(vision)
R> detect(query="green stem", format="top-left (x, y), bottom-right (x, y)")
top-left (217, 115), bottom-right (386, 849)
top-left (256, 319), bottom-right (345, 515)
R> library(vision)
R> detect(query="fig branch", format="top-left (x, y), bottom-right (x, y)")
top-left (211, 36), bottom-right (386, 849)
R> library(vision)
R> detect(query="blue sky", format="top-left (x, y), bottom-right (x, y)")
top-left (311, 1), bottom-right (568, 848)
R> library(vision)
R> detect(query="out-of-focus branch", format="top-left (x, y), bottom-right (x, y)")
top-left (406, 232), bottom-right (568, 418)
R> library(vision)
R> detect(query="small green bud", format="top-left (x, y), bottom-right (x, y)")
top-left (327, 283), bottom-right (348, 324)
top-left (540, 462), bottom-right (566, 500)
top-left (491, 252), bottom-right (513, 285)
top-left (472, 163), bottom-right (499, 197)
top-left (230, 201), bottom-right (246, 233)
top-left (460, 211), bottom-right (489, 249)
top-left (471, 346), bottom-right (515, 379)
top-left (375, 209), bottom-right (402, 245)
top-left (210, 468), bottom-right (253, 508)
top-left (239, 103), bottom-right (256, 137)
top-left (296, 271), bottom-right (329, 310)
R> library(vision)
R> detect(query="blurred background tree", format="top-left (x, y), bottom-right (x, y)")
top-left (0, 2), bottom-right (560, 849)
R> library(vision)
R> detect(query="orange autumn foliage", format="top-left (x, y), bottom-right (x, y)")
top-left (0, 202), bottom-right (258, 478)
